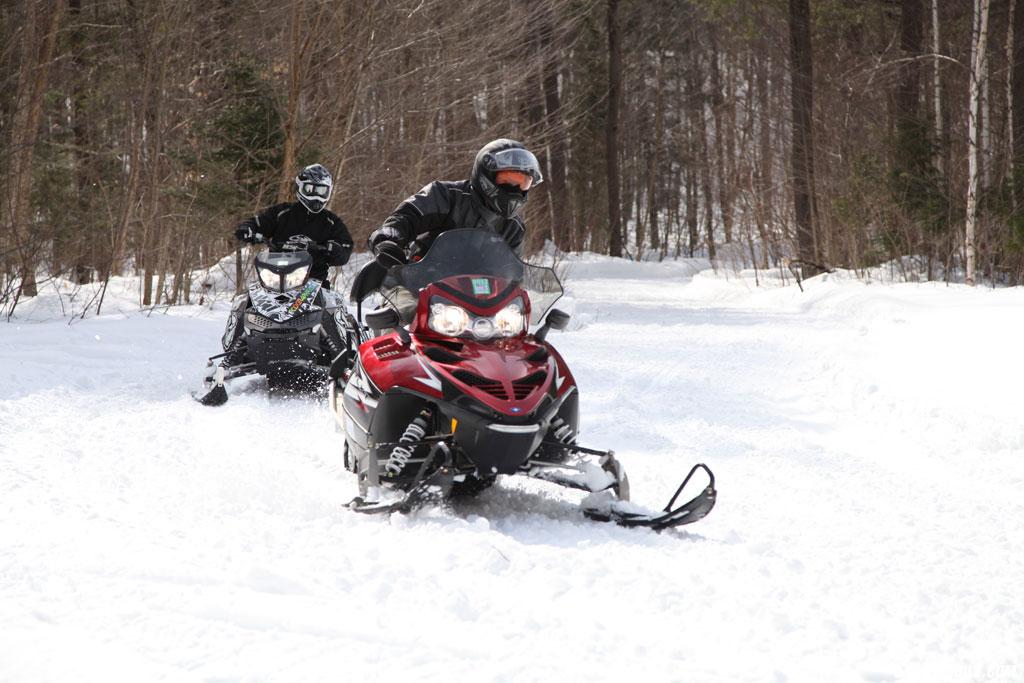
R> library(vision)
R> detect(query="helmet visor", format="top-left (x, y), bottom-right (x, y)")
top-left (494, 169), bottom-right (533, 191)
top-left (492, 148), bottom-right (543, 185)
top-left (301, 183), bottom-right (331, 198)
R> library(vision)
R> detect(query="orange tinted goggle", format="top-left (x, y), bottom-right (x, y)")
top-left (495, 170), bottom-right (533, 191)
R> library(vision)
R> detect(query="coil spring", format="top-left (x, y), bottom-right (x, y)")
top-left (551, 416), bottom-right (575, 444)
top-left (384, 410), bottom-right (431, 476)
top-left (321, 331), bottom-right (338, 355)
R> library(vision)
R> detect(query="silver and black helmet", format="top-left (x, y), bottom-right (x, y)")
top-left (295, 163), bottom-right (333, 213)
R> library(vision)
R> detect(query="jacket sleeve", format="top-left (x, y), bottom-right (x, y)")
top-left (237, 203), bottom-right (288, 243)
top-left (324, 212), bottom-right (354, 266)
top-left (368, 182), bottom-right (453, 252)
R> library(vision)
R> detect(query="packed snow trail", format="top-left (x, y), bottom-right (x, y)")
top-left (2, 261), bottom-right (1023, 682)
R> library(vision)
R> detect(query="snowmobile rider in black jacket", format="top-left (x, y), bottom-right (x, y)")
top-left (366, 139), bottom-right (543, 324)
top-left (220, 163), bottom-right (353, 368)
top-left (234, 163), bottom-right (353, 286)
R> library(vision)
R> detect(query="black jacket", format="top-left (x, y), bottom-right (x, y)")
top-left (369, 180), bottom-right (526, 259)
top-left (237, 202), bottom-right (353, 281)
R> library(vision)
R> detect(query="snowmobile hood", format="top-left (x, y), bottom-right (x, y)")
top-left (357, 332), bottom-right (558, 417)
top-left (415, 336), bottom-right (554, 417)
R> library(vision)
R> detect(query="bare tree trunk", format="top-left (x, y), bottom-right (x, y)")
top-left (278, 0), bottom-right (304, 201)
top-left (966, 0), bottom-right (991, 286)
top-left (543, 52), bottom-right (569, 250)
top-left (4, 0), bottom-right (66, 298)
top-left (1012, 0), bottom-right (1024, 211)
top-left (644, 51), bottom-right (666, 255)
top-left (106, 14), bottom-right (154, 302)
top-left (68, 0), bottom-right (93, 284)
top-left (1007, 0), bottom-right (1016, 199)
top-left (277, 0), bottom-right (331, 201)
top-left (711, 37), bottom-right (733, 246)
top-left (235, 247), bottom-right (244, 296)
top-left (931, 0), bottom-right (945, 173)
top-left (142, 15), bottom-right (170, 306)
top-left (789, 0), bottom-right (819, 277)
top-left (756, 48), bottom-right (774, 268)
top-left (606, 0), bottom-right (623, 257)
top-left (523, 29), bottom-right (550, 249)
top-left (698, 88), bottom-right (716, 261)
top-left (982, 25), bottom-right (992, 193)
top-left (686, 166), bottom-right (699, 257)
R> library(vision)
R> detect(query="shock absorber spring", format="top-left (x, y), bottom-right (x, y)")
top-left (384, 409), bottom-right (431, 476)
top-left (550, 416), bottom-right (575, 444)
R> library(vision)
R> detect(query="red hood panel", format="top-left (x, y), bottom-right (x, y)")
top-left (417, 337), bottom-right (554, 415)
top-left (360, 332), bottom-right (573, 416)
top-left (359, 334), bottom-right (444, 398)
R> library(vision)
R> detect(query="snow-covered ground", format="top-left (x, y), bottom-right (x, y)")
top-left (2, 257), bottom-right (1023, 682)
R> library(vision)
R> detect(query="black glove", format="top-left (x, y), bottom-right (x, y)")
top-left (325, 240), bottom-right (352, 265)
top-left (234, 225), bottom-right (262, 243)
top-left (373, 240), bottom-right (407, 268)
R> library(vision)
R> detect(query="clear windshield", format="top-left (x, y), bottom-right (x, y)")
top-left (255, 251), bottom-right (312, 273)
top-left (392, 229), bottom-right (563, 324)
top-left (254, 250), bottom-right (312, 292)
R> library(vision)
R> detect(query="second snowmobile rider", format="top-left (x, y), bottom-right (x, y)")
top-left (234, 163), bottom-right (354, 286)
top-left (221, 163), bottom-right (354, 367)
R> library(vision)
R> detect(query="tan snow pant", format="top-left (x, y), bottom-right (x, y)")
top-left (380, 286), bottom-right (418, 326)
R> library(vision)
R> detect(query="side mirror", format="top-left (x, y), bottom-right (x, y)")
top-left (535, 308), bottom-right (571, 343)
top-left (546, 308), bottom-right (570, 331)
top-left (350, 260), bottom-right (386, 303)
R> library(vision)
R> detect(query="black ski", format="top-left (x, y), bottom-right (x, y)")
top-left (583, 464), bottom-right (716, 531)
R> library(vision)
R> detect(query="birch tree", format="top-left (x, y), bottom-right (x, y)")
top-left (966, 0), bottom-right (991, 286)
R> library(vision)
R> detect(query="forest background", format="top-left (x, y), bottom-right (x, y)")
top-left (1, 0), bottom-right (1020, 312)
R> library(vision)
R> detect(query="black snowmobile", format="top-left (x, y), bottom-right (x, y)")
top-left (329, 229), bottom-right (716, 530)
top-left (194, 236), bottom-right (348, 406)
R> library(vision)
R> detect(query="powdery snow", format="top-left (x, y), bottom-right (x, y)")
top-left (2, 257), bottom-right (1023, 682)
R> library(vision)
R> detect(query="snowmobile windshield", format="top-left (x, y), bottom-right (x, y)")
top-left (255, 250), bottom-right (313, 292)
top-left (392, 229), bottom-right (563, 324)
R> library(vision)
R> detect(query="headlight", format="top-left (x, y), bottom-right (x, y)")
top-left (428, 300), bottom-right (526, 339)
top-left (471, 317), bottom-right (495, 339)
top-left (283, 265), bottom-right (311, 290)
top-left (257, 266), bottom-right (279, 291)
top-left (429, 303), bottom-right (470, 336)
top-left (494, 303), bottom-right (525, 337)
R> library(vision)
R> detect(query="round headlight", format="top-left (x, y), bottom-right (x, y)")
top-left (429, 303), bottom-right (470, 336)
top-left (471, 317), bottom-right (495, 339)
top-left (494, 303), bottom-right (525, 336)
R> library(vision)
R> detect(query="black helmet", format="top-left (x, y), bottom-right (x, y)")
top-left (471, 139), bottom-right (543, 218)
top-left (295, 163), bottom-right (333, 213)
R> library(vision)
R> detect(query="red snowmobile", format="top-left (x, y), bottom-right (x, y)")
top-left (329, 229), bottom-right (716, 530)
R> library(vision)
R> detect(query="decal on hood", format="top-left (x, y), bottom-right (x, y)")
top-left (248, 281), bottom-right (322, 322)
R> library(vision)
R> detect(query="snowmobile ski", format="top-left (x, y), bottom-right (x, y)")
top-left (192, 365), bottom-right (229, 406)
top-left (191, 362), bottom-right (261, 406)
top-left (581, 463), bottom-right (716, 531)
top-left (346, 443), bottom-right (454, 514)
